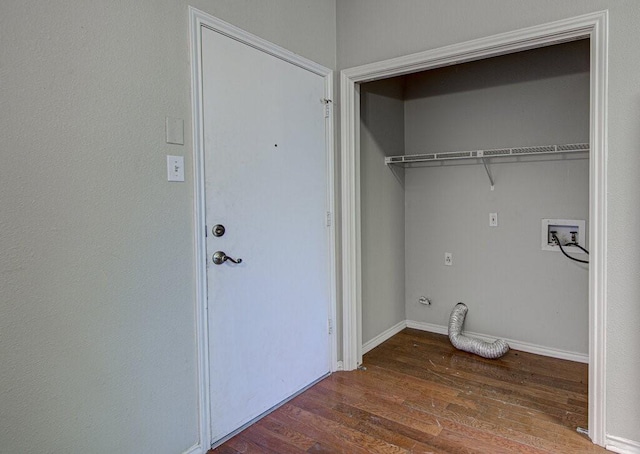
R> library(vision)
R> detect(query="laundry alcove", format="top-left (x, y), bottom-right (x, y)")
top-left (359, 39), bottom-right (590, 362)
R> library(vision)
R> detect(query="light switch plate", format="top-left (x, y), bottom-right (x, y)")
top-left (167, 155), bottom-right (185, 182)
top-left (166, 117), bottom-right (184, 145)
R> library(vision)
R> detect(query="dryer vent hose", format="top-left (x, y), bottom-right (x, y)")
top-left (448, 302), bottom-right (509, 359)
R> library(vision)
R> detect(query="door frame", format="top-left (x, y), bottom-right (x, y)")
top-left (340, 11), bottom-right (608, 447)
top-left (189, 7), bottom-right (337, 452)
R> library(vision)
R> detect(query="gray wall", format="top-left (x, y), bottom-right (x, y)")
top-left (405, 161), bottom-right (589, 352)
top-left (360, 79), bottom-right (406, 345)
top-left (404, 41), bottom-right (590, 354)
top-left (3, 0), bottom-right (640, 450)
top-left (0, 1), bottom-right (336, 453)
top-left (337, 0), bottom-right (640, 445)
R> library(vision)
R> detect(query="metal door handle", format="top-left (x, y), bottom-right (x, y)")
top-left (212, 251), bottom-right (243, 265)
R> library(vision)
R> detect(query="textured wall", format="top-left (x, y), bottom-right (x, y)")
top-left (404, 41), bottom-right (590, 355)
top-left (337, 0), bottom-right (640, 445)
top-left (360, 79), bottom-right (406, 345)
top-left (0, 1), bottom-right (336, 453)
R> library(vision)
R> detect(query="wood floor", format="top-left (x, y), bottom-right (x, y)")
top-left (209, 329), bottom-right (604, 453)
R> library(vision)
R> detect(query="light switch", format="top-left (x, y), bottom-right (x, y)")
top-left (167, 155), bottom-right (185, 182)
top-left (166, 117), bottom-right (184, 145)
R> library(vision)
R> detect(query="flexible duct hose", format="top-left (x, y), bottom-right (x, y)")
top-left (448, 302), bottom-right (509, 359)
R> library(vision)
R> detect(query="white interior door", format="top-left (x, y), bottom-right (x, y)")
top-left (201, 26), bottom-right (332, 444)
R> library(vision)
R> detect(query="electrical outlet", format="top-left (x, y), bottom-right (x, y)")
top-left (489, 212), bottom-right (498, 227)
top-left (444, 252), bottom-right (453, 266)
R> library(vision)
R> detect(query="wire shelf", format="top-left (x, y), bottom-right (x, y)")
top-left (385, 143), bottom-right (589, 166)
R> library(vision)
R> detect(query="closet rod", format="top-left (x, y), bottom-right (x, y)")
top-left (384, 143), bottom-right (589, 167)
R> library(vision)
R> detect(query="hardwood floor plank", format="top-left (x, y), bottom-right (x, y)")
top-left (329, 366), bottom-right (476, 412)
top-left (448, 389), bottom-right (587, 435)
top-left (370, 338), bottom-right (588, 400)
top-left (365, 354), bottom-right (588, 420)
top-left (210, 444), bottom-right (241, 454)
top-left (405, 397), bottom-right (581, 453)
top-left (309, 381), bottom-right (541, 453)
top-left (291, 391), bottom-right (446, 454)
top-left (313, 375), bottom-right (555, 453)
top-left (242, 421), bottom-right (312, 454)
top-left (282, 403), bottom-right (410, 454)
top-left (268, 404), bottom-right (379, 454)
top-left (314, 379), bottom-right (444, 436)
top-left (252, 418), bottom-right (316, 451)
top-left (432, 428), bottom-right (535, 454)
top-left (225, 434), bottom-right (281, 454)
top-left (209, 329), bottom-right (606, 454)
top-left (446, 402), bottom-right (595, 451)
top-left (384, 330), bottom-right (588, 394)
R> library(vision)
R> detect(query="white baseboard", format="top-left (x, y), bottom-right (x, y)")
top-left (362, 320), bottom-right (407, 354)
top-left (606, 435), bottom-right (640, 454)
top-left (405, 320), bottom-right (588, 363)
top-left (182, 443), bottom-right (205, 454)
top-left (406, 320), bottom-right (448, 336)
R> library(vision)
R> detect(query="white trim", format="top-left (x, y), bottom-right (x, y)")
top-left (189, 7), bottom-right (211, 451)
top-left (606, 435), bottom-right (640, 454)
top-left (340, 10), bottom-right (608, 447)
top-left (189, 7), bottom-right (338, 449)
top-left (182, 444), bottom-right (205, 454)
top-left (362, 320), bottom-right (407, 355)
top-left (324, 75), bottom-right (339, 373)
top-left (340, 70), bottom-right (360, 371)
top-left (196, 11), bottom-right (329, 77)
top-left (342, 13), bottom-right (601, 83)
top-left (406, 320), bottom-right (589, 364)
top-left (587, 10), bottom-right (609, 448)
top-left (405, 320), bottom-right (448, 336)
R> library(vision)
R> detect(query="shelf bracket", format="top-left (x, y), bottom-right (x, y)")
top-left (481, 157), bottom-right (495, 190)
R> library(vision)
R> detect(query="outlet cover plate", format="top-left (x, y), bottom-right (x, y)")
top-left (541, 218), bottom-right (586, 253)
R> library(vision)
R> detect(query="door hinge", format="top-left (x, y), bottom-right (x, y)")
top-left (326, 211), bottom-right (332, 227)
top-left (321, 98), bottom-right (332, 118)
top-left (205, 225), bottom-right (208, 237)
top-left (328, 318), bottom-right (333, 335)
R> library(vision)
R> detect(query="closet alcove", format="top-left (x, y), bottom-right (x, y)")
top-left (360, 39), bottom-right (590, 361)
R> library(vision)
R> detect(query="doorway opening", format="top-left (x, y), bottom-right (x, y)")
top-left (360, 38), bottom-right (590, 360)
top-left (340, 11), bottom-right (608, 447)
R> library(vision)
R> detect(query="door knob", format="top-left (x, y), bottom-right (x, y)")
top-left (212, 251), bottom-right (243, 265)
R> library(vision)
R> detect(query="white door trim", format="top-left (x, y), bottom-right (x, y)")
top-left (340, 10), bottom-right (608, 447)
top-left (189, 7), bottom-right (337, 452)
